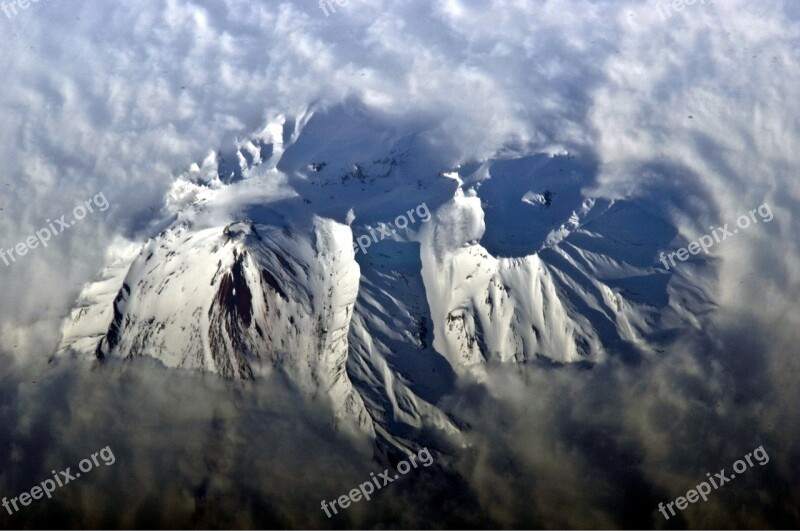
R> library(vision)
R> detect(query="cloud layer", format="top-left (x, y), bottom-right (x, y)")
top-left (1, 0), bottom-right (799, 528)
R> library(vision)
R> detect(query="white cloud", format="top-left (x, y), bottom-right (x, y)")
top-left (1, 0), bottom-right (799, 527)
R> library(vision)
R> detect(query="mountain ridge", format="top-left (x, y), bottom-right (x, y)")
top-left (57, 101), bottom-right (714, 452)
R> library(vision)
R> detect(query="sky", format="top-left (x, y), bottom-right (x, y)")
top-left (0, 0), bottom-right (799, 528)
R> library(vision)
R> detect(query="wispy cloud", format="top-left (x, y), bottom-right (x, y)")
top-left (0, 0), bottom-right (799, 527)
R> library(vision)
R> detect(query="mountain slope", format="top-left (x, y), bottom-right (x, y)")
top-left (58, 101), bottom-right (714, 450)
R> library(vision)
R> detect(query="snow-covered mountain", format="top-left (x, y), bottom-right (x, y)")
top-left (57, 101), bottom-right (712, 450)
